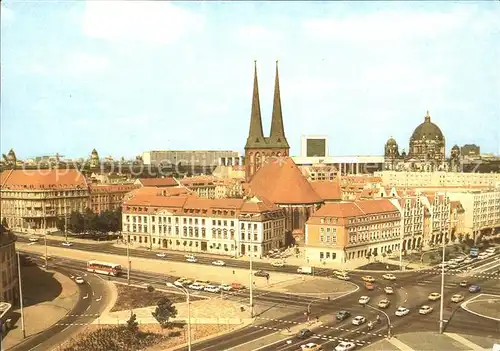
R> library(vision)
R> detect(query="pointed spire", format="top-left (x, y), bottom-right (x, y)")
top-left (245, 60), bottom-right (265, 149)
top-left (269, 60), bottom-right (289, 148)
top-left (425, 110), bottom-right (431, 122)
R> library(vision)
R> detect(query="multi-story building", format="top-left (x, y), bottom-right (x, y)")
top-left (0, 225), bottom-right (18, 305)
top-left (179, 176), bottom-right (217, 199)
top-left (121, 192), bottom-right (286, 257)
top-left (449, 201), bottom-right (466, 242)
top-left (448, 188), bottom-right (500, 241)
top-left (142, 150), bottom-right (241, 167)
top-left (0, 169), bottom-right (89, 233)
top-left (375, 171), bottom-right (500, 188)
top-left (89, 184), bottom-right (138, 214)
top-left (419, 192), bottom-right (451, 246)
top-left (305, 199), bottom-right (401, 263)
top-left (134, 177), bottom-right (178, 188)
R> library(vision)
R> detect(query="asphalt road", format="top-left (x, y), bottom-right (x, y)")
top-left (17, 236), bottom-right (500, 350)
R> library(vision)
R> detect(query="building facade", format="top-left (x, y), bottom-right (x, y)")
top-left (121, 193), bottom-right (286, 258)
top-left (142, 150), bottom-right (240, 167)
top-left (375, 171), bottom-right (500, 188)
top-left (89, 184), bottom-right (138, 214)
top-left (0, 170), bottom-right (89, 233)
top-left (293, 155), bottom-right (384, 177)
top-left (244, 61), bottom-right (290, 181)
top-left (305, 200), bottom-right (401, 263)
top-left (0, 225), bottom-right (18, 305)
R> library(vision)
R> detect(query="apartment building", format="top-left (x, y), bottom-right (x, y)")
top-left (448, 188), bottom-right (500, 241)
top-left (375, 171), bottom-right (500, 188)
top-left (121, 193), bottom-right (286, 257)
top-left (305, 199), bottom-right (401, 263)
top-left (419, 192), bottom-right (451, 246)
top-left (387, 193), bottom-right (425, 251)
top-left (0, 169), bottom-right (89, 233)
top-left (89, 183), bottom-right (138, 214)
top-left (0, 225), bottom-right (18, 305)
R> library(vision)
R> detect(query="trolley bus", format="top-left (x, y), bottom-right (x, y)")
top-left (87, 260), bottom-right (122, 276)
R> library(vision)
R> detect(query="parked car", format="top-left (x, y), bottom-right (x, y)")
top-left (186, 256), bottom-right (197, 263)
top-left (61, 242), bottom-right (73, 247)
top-left (28, 236), bottom-right (39, 242)
top-left (156, 253), bottom-right (166, 258)
top-left (271, 261), bottom-right (284, 267)
top-left (219, 284), bottom-right (232, 291)
top-left (254, 270), bottom-right (270, 278)
top-left (212, 260), bottom-right (225, 266)
top-left (204, 285), bottom-right (220, 293)
top-left (188, 283), bottom-right (205, 290)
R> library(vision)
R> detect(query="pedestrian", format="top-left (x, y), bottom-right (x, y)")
top-left (316, 316), bottom-right (319, 323)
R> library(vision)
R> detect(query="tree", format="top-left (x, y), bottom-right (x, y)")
top-left (151, 297), bottom-right (177, 328)
top-left (68, 211), bottom-right (84, 233)
top-left (55, 217), bottom-right (65, 232)
top-left (83, 208), bottom-right (99, 232)
top-left (458, 233), bottom-right (464, 243)
top-left (126, 312), bottom-right (139, 334)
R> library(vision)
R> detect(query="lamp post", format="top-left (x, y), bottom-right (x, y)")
top-left (366, 304), bottom-right (392, 338)
top-left (126, 237), bottom-right (131, 285)
top-left (249, 234), bottom-right (254, 318)
top-left (166, 283), bottom-right (191, 351)
top-left (17, 252), bottom-right (26, 339)
top-left (439, 202), bottom-right (455, 334)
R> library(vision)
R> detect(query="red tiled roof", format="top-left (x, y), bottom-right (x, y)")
top-left (249, 157), bottom-right (323, 204)
top-left (309, 199), bottom-right (398, 222)
top-left (310, 181), bottom-right (342, 201)
top-left (137, 177), bottom-right (177, 187)
top-left (0, 169), bottom-right (88, 190)
top-left (89, 184), bottom-right (138, 193)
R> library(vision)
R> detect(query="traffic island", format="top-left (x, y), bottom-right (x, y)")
top-left (461, 294), bottom-right (500, 321)
top-left (1, 267), bottom-right (79, 350)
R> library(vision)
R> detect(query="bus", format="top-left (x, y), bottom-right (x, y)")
top-left (87, 260), bottom-right (122, 276)
top-left (469, 247), bottom-right (479, 258)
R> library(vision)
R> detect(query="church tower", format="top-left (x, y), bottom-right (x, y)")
top-left (244, 61), bottom-right (290, 182)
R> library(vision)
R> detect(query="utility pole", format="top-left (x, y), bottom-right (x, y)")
top-left (64, 196), bottom-right (68, 242)
top-left (126, 238), bottom-right (131, 285)
top-left (249, 233), bottom-right (254, 318)
top-left (17, 252), bottom-right (26, 339)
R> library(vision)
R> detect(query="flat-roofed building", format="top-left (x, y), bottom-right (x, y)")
top-left (305, 199), bottom-right (401, 264)
top-left (293, 155), bottom-right (384, 176)
top-left (142, 150), bottom-right (241, 167)
top-left (121, 193), bottom-right (285, 257)
top-left (375, 171), bottom-right (500, 188)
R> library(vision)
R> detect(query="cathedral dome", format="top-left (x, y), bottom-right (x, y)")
top-left (385, 137), bottom-right (398, 146)
top-left (410, 111), bottom-right (444, 142)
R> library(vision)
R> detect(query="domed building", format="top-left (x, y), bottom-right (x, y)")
top-left (384, 111), bottom-right (448, 172)
top-left (89, 148), bottom-right (100, 168)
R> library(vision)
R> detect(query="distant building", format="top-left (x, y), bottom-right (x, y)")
top-left (461, 144), bottom-right (480, 157)
top-left (293, 156), bottom-right (384, 178)
top-left (134, 177), bottom-right (178, 188)
top-left (142, 150), bottom-right (241, 167)
top-left (0, 225), bottom-right (18, 305)
top-left (301, 136), bottom-right (328, 158)
top-left (89, 183), bottom-right (138, 214)
top-left (375, 170), bottom-right (500, 188)
top-left (0, 169), bottom-right (89, 233)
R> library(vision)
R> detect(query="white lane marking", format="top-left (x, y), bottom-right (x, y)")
top-left (82, 293), bottom-right (88, 300)
top-left (85, 305), bottom-right (90, 311)
top-left (461, 293), bottom-right (500, 322)
top-left (96, 296), bottom-right (102, 302)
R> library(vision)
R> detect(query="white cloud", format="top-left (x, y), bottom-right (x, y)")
top-left (82, 1), bottom-right (205, 45)
top-left (234, 26), bottom-right (283, 42)
top-left (63, 52), bottom-right (109, 76)
top-left (302, 8), bottom-right (471, 43)
top-left (1, 4), bottom-right (14, 25)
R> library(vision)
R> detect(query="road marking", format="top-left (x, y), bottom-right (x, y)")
top-left (66, 313), bottom-right (100, 317)
top-left (461, 293), bottom-right (500, 321)
top-left (445, 333), bottom-right (485, 351)
top-left (82, 293), bottom-right (89, 300)
top-left (96, 296), bottom-right (102, 302)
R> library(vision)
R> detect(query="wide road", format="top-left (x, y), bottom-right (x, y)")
top-left (18, 236), bottom-right (500, 349)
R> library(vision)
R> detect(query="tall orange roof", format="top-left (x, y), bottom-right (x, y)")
top-left (0, 169), bottom-right (88, 190)
top-left (310, 181), bottom-right (342, 201)
top-left (310, 199), bottom-right (398, 219)
top-left (249, 157), bottom-right (322, 204)
top-left (137, 177), bottom-right (177, 187)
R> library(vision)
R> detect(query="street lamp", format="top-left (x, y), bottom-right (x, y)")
top-left (166, 283), bottom-right (191, 351)
top-left (365, 304), bottom-right (392, 338)
top-left (439, 217), bottom-right (456, 334)
top-left (16, 252), bottom-right (26, 339)
top-left (126, 237), bottom-right (131, 285)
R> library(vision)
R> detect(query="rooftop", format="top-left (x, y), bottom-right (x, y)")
top-left (0, 169), bottom-right (88, 190)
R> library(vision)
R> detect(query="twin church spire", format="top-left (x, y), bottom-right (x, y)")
top-left (245, 61), bottom-right (290, 150)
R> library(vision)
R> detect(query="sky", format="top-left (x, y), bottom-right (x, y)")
top-left (1, 1), bottom-right (499, 160)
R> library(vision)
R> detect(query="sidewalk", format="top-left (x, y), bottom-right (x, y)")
top-left (16, 231), bottom-right (110, 245)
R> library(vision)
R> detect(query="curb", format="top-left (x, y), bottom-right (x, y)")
top-left (460, 294), bottom-right (500, 322)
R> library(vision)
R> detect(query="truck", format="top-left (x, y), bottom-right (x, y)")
top-left (297, 266), bottom-right (312, 274)
top-left (469, 247), bottom-right (479, 258)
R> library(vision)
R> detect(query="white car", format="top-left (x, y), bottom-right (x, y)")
top-left (28, 236), bottom-right (39, 242)
top-left (419, 305), bottom-right (433, 315)
top-left (188, 283), bottom-right (205, 291)
top-left (383, 274), bottom-right (396, 281)
top-left (463, 258), bottom-right (474, 264)
top-left (301, 343), bottom-right (322, 351)
top-left (220, 283), bottom-right (232, 291)
top-left (186, 256), bottom-right (197, 263)
top-left (204, 285), bottom-right (220, 293)
top-left (451, 294), bottom-right (464, 303)
top-left (428, 292), bottom-right (441, 301)
top-left (384, 286), bottom-right (394, 294)
top-left (335, 341), bottom-right (356, 351)
top-left (156, 253), bottom-right (166, 258)
top-left (358, 296), bottom-right (370, 304)
top-left (336, 274), bottom-right (350, 281)
top-left (351, 316), bottom-right (366, 326)
top-left (271, 261), bottom-right (284, 267)
top-left (212, 260), bottom-right (225, 266)
top-left (61, 242), bottom-right (73, 247)
top-left (75, 276), bottom-right (85, 284)
top-left (395, 307), bottom-right (410, 317)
